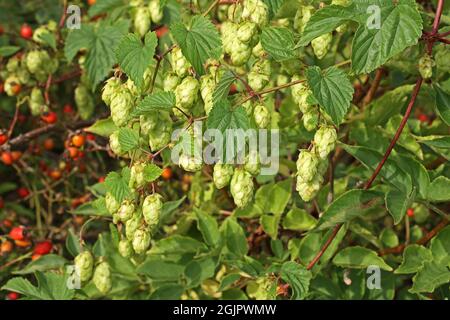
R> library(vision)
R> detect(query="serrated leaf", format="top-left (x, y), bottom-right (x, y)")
top-left (116, 32), bottom-right (157, 88)
top-left (315, 189), bottom-right (383, 231)
top-left (104, 169), bottom-right (132, 203)
top-left (0, 46), bottom-right (21, 57)
top-left (12, 255), bottom-right (67, 275)
top-left (88, 0), bottom-right (127, 17)
top-left (84, 117), bottom-right (118, 137)
top-left (171, 15), bottom-right (222, 75)
top-left (434, 84), bottom-right (450, 126)
top-left (207, 99), bottom-right (250, 132)
top-left (385, 189), bottom-right (411, 225)
top-left (333, 246), bottom-right (393, 271)
top-left (427, 176), bottom-right (450, 202)
top-left (36, 32), bottom-right (56, 49)
top-left (395, 245), bottom-right (433, 274)
top-left (132, 91), bottom-right (176, 116)
top-left (305, 66), bottom-right (354, 125)
top-left (195, 209), bottom-right (221, 248)
top-left (410, 260), bottom-right (450, 293)
top-left (137, 260), bottom-right (184, 281)
top-left (260, 214), bottom-right (280, 239)
top-left (143, 164), bottom-right (163, 182)
top-left (430, 226), bottom-right (450, 262)
top-left (261, 27), bottom-right (296, 61)
top-left (212, 70), bottom-right (235, 104)
top-left (280, 262), bottom-right (312, 300)
top-left (262, 0), bottom-right (287, 19)
top-left (66, 229), bottom-right (81, 258)
top-left (118, 127), bottom-right (139, 152)
top-left (220, 217), bottom-right (248, 257)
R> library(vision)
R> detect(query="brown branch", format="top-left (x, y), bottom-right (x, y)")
top-left (362, 68), bottom-right (384, 106)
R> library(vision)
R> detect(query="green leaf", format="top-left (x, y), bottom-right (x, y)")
top-left (36, 32), bottom-right (56, 49)
top-left (143, 164), bottom-right (163, 182)
top-left (333, 246), bottom-right (393, 271)
top-left (0, 182), bottom-right (17, 194)
top-left (185, 257), bottom-right (217, 287)
top-left (255, 179), bottom-right (292, 215)
top-left (218, 273), bottom-right (241, 291)
top-left (315, 189), bottom-right (383, 231)
top-left (13, 255), bottom-right (67, 275)
top-left (260, 214), bottom-right (280, 239)
top-left (88, 0), bottom-right (127, 17)
top-left (84, 117), bottom-right (118, 137)
top-left (261, 27), bottom-right (296, 61)
top-left (220, 217), bottom-right (248, 257)
top-left (160, 196), bottom-right (186, 223)
top-left (393, 154), bottom-right (429, 199)
top-left (104, 168), bottom-right (132, 203)
top-left (207, 99), bottom-right (250, 132)
top-left (116, 32), bottom-right (157, 88)
top-left (351, 0), bottom-right (423, 74)
top-left (395, 245), bottom-right (433, 274)
top-left (262, 0), bottom-right (287, 19)
top-left (65, 20), bottom-right (129, 87)
top-left (137, 260), bottom-right (184, 280)
top-left (427, 176), bottom-right (450, 202)
top-left (280, 262), bottom-right (312, 300)
top-left (385, 189), bottom-right (412, 225)
top-left (213, 70), bottom-right (235, 104)
top-left (66, 229), bottom-right (81, 258)
top-left (342, 144), bottom-right (412, 194)
top-left (410, 260), bottom-right (450, 294)
top-left (305, 66), bottom-right (354, 125)
top-left (149, 284), bottom-right (184, 300)
top-left (150, 235), bottom-right (207, 255)
top-left (171, 15), bottom-right (222, 75)
top-left (430, 226), bottom-right (450, 262)
top-left (195, 209), bottom-right (221, 248)
top-left (118, 127), bottom-right (139, 152)
top-left (132, 91), bottom-right (176, 116)
top-left (434, 84), bottom-right (450, 126)
top-left (0, 46), bottom-right (21, 57)
top-left (282, 207), bottom-right (317, 232)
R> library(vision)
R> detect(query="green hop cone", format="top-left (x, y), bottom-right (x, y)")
top-left (227, 3), bottom-right (243, 23)
top-left (171, 47), bottom-right (191, 78)
top-left (4, 76), bottom-right (20, 97)
top-left (149, 0), bottom-right (163, 23)
top-left (296, 149), bottom-right (319, 182)
top-left (117, 200), bottom-right (135, 222)
top-left (248, 59), bottom-right (270, 92)
top-left (294, 5), bottom-right (314, 33)
top-left (126, 213), bottom-right (143, 240)
top-left (132, 227), bottom-right (151, 254)
top-left (29, 87), bottom-right (48, 115)
top-left (163, 72), bottom-right (180, 92)
top-left (242, 100), bottom-right (254, 116)
top-left (102, 77), bottom-right (122, 106)
top-left (142, 193), bottom-right (163, 228)
top-left (74, 251), bottom-right (94, 283)
top-left (314, 126), bottom-right (337, 159)
top-left (237, 21), bottom-right (258, 44)
top-left (200, 75), bottom-right (215, 115)
top-left (244, 150), bottom-right (261, 176)
top-left (418, 54), bottom-right (435, 79)
top-left (291, 76), bottom-right (311, 113)
top-left (6, 57), bottom-right (20, 73)
top-left (253, 104), bottom-right (270, 129)
top-left (179, 153), bottom-right (202, 172)
top-left (140, 114), bottom-right (158, 135)
top-left (175, 76), bottom-right (199, 111)
top-left (17, 67), bottom-right (30, 85)
top-left (118, 239), bottom-right (134, 258)
top-left (222, 22), bottom-right (239, 54)
top-left (252, 41), bottom-right (265, 58)
top-left (134, 7), bottom-right (151, 38)
top-left (230, 168), bottom-right (254, 208)
top-left (302, 109), bottom-right (319, 131)
top-left (32, 26), bottom-right (52, 45)
top-left (213, 163), bottom-right (234, 189)
top-left (148, 113), bottom-right (172, 151)
top-left (110, 88), bottom-right (134, 127)
top-left (26, 50), bottom-right (51, 75)
top-left (105, 192), bottom-right (120, 215)
top-left (93, 261), bottom-right (112, 294)
top-left (242, 0), bottom-right (268, 27)
top-left (129, 162), bottom-right (146, 189)
top-left (296, 174), bottom-right (323, 202)
top-left (229, 41), bottom-right (252, 66)
top-left (109, 131), bottom-right (125, 156)
top-left (312, 33), bottom-right (332, 60)
top-left (75, 84), bottom-right (95, 120)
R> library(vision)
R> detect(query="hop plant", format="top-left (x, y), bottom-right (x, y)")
top-left (75, 84), bottom-right (95, 120)
top-left (26, 50), bottom-right (53, 77)
top-left (32, 25), bottom-right (53, 45)
top-left (109, 131), bottom-right (125, 156)
top-left (126, 213), bottom-right (143, 241)
top-left (118, 239), bottom-right (134, 258)
top-left (294, 5), bottom-right (314, 33)
top-left (129, 162), bottom-right (146, 189)
top-left (29, 87), bottom-right (48, 116)
top-left (142, 193), bottom-right (163, 228)
top-left (230, 168), bottom-right (254, 208)
top-left (303, 109), bottom-right (319, 131)
top-left (140, 114), bottom-right (158, 135)
top-left (102, 77), bottom-right (122, 106)
top-left (74, 251), bottom-right (94, 283)
top-left (237, 21), bottom-right (258, 44)
top-left (110, 88), bottom-right (134, 127)
top-left (117, 200), bottom-right (135, 222)
top-left (242, 100), bottom-right (254, 116)
top-left (213, 163), bottom-right (234, 189)
top-left (149, 0), bottom-right (163, 23)
top-left (200, 75), bottom-right (215, 115)
top-left (4, 76), bottom-right (21, 97)
top-left (179, 153), bottom-right (203, 172)
top-left (252, 41), bottom-right (265, 58)
top-left (291, 76), bottom-right (311, 113)
top-left (175, 76), bottom-right (199, 112)
top-left (148, 113), bottom-right (172, 151)
top-left (171, 47), bottom-right (191, 78)
top-left (163, 72), bottom-right (180, 92)
top-left (241, 0), bottom-right (269, 27)
top-left (312, 33), bottom-right (332, 60)
top-left (134, 7), bottom-right (151, 38)
top-left (93, 261), bottom-right (112, 294)
top-left (132, 227), bottom-right (151, 254)
top-left (296, 174), bottom-right (323, 202)
top-left (248, 59), bottom-right (270, 91)
top-left (314, 126), bottom-right (337, 159)
top-left (253, 104), bottom-right (270, 129)
top-left (296, 149), bottom-right (319, 182)
top-left (230, 40), bottom-right (253, 66)
top-left (418, 54), bottom-right (435, 79)
top-left (105, 192), bottom-right (120, 215)
top-left (244, 150), bottom-right (261, 176)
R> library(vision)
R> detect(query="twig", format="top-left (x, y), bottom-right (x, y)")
top-left (362, 68), bottom-right (384, 106)
top-left (203, 0), bottom-right (220, 17)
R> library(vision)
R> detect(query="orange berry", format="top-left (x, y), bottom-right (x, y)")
top-left (41, 111), bottom-right (58, 124)
top-left (0, 133), bottom-right (8, 145)
top-left (71, 134), bottom-right (85, 148)
top-left (11, 151), bottom-right (22, 161)
top-left (1, 152), bottom-right (14, 165)
top-left (49, 169), bottom-right (62, 180)
top-left (43, 138), bottom-right (55, 151)
top-left (31, 253), bottom-right (41, 261)
top-left (11, 83), bottom-right (21, 95)
top-left (161, 167), bottom-right (173, 180)
top-left (88, 0), bottom-right (96, 5)
top-left (0, 241), bottom-right (13, 255)
top-left (67, 147), bottom-right (79, 159)
top-left (14, 239), bottom-right (31, 248)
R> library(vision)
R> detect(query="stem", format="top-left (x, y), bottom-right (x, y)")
top-left (202, 0), bottom-right (220, 17)
top-left (362, 68), bottom-right (384, 106)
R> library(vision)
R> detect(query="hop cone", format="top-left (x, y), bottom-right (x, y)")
top-left (118, 239), bottom-right (134, 258)
top-left (75, 84), bottom-right (95, 120)
top-left (244, 150), bottom-right (261, 176)
top-left (296, 149), bottom-right (319, 182)
top-left (142, 193), bottom-right (163, 228)
top-left (230, 168), bottom-right (254, 208)
top-left (149, 0), bottom-right (163, 23)
top-left (109, 131), bottom-right (125, 156)
top-left (200, 75), bottom-right (215, 115)
top-left (296, 174), bottom-right (323, 202)
top-left (175, 76), bottom-right (199, 111)
top-left (213, 163), bottom-right (234, 189)
top-left (105, 192), bottom-right (120, 215)
top-left (117, 200), bottom-right (135, 222)
top-left (110, 88), bottom-right (134, 127)
top-left (93, 261), bottom-right (112, 294)
top-left (171, 47), bottom-right (191, 78)
top-left (132, 227), bottom-right (151, 254)
top-left (314, 126), bottom-right (337, 159)
top-left (302, 109), bottom-right (319, 131)
top-left (74, 251), bottom-right (94, 283)
top-left (418, 54), bottom-right (435, 79)
top-left (29, 87), bottom-right (47, 115)
top-left (129, 162), bottom-right (146, 189)
top-left (163, 72), bottom-right (180, 92)
top-left (253, 104), bottom-right (270, 129)
top-left (134, 7), bottom-right (151, 38)
top-left (102, 77), bottom-right (122, 106)
top-left (126, 214), bottom-right (143, 241)
top-left (312, 33), bottom-right (332, 60)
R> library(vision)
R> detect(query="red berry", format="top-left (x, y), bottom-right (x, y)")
top-left (63, 104), bottom-right (74, 114)
top-left (0, 25), bottom-right (4, 36)
top-left (86, 133), bottom-right (95, 141)
top-left (11, 151), bottom-right (22, 162)
top-left (155, 25), bottom-right (168, 38)
top-left (98, 176), bottom-right (105, 183)
top-left (9, 226), bottom-right (26, 241)
top-left (71, 135), bottom-right (85, 148)
top-left (20, 24), bottom-right (33, 39)
top-left (0, 133), bottom-right (8, 146)
top-left (0, 82), bottom-right (4, 94)
top-left (0, 197), bottom-right (4, 209)
top-left (17, 187), bottom-right (30, 198)
top-left (33, 240), bottom-right (52, 255)
top-left (407, 208), bottom-right (414, 217)
top-left (41, 112), bottom-right (58, 124)
top-left (1, 152), bottom-right (14, 165)
top-left (7, 292), bottom-right (20, 300)
top-left (418, 113), bottom-right (429, 123)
